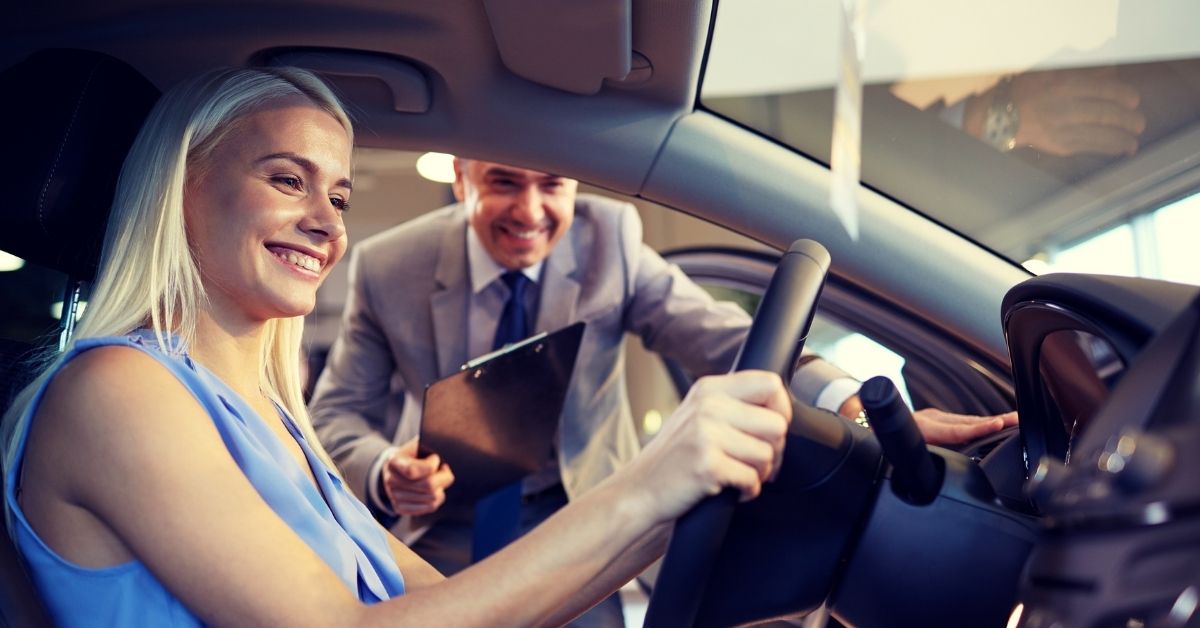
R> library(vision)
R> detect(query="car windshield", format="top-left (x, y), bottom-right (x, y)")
top-left (702, 0), bottom-right (1200, 285)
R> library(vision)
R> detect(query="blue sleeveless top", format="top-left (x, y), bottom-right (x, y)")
top-left (4, 331), bottom-right (405, 626)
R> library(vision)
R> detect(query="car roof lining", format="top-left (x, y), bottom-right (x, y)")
top-left (3, 0), bottom-right (709, 194)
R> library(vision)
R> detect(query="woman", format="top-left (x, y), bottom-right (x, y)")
top-left (1, 67), bottom-right (790, 626)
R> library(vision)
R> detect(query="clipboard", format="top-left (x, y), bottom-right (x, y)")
top-left (417, 321), bottom-right (585, 508)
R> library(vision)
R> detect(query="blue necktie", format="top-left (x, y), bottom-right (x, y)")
top-left (471, 271), bottom-right (530, 562)
top-left (491, 271), bottom-right (531, 351)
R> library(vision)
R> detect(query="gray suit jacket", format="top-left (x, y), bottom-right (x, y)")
top-left (310, 195), bottom-right (754, 506)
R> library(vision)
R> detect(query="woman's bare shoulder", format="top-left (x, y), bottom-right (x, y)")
top-left (34, 344), bottom-right (195, 441)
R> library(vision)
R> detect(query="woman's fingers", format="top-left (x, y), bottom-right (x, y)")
top-left (688, 370), bottom-right (793, 420)
top-left (714, 422), bottom-right (778, 490)
top-left (684, 371), bottom-right (791, 494)
top-left (713, 397), bottom-right (789, 481)
top-left (720, 449), bottom-right (768, 503)
top-left (628, 371), bottom-right (792, 524)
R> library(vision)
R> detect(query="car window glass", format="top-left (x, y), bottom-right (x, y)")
top-left (1024, 192), bottom-right (1200, 282)
top-left (0, 249), bottom-right (75, 412)
top-left (702, 2), bottom-right (1200, 284)
top-left (805, 315), bottom-right (912, 408)
top-left (624, 282), bottom-right (911, 441)
top-left (0, 249), bottom-right (72, 344)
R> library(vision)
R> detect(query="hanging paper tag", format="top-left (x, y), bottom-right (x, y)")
top-left (830, 0), bottom-right (867, 241)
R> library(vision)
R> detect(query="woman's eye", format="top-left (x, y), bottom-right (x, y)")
top-left (274, 175), bottom-right (302, 190)
top-left (330, 197), bottom-right (351, 212)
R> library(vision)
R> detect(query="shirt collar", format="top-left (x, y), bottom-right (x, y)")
top-left (466, 219), bottom-right (543, 294)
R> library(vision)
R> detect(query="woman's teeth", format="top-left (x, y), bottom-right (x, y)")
top-left (273, 249), bottom-right (321, 272)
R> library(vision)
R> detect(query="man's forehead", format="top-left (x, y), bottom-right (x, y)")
top-left (474, 161), bottom-right (571, 182)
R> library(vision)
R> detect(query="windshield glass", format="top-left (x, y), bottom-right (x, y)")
top-left (702, 0), bottom-right (1200, 285)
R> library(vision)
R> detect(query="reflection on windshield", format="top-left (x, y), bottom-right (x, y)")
top-left (702, 2), bottom-right (1200, 283)
top-left (893, 68), bottom-right (1144, 158)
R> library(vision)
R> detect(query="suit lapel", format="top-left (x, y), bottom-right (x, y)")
top-left (535, 223), bottom-right (580, 333)
top-left (430, 209), bottom-right (470, 378)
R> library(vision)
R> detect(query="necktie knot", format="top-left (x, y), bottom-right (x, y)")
top-left (501, 270), bottom-right (529, 297)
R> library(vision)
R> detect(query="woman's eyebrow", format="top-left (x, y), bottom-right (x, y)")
top-left (257, 152), bottom-right (352, 190)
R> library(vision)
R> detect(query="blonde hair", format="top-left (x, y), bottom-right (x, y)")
top-left (3, 66), bottom-right (351, 488)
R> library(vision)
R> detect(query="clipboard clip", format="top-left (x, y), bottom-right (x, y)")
top-left (461, 330), bottom-right (551, 370)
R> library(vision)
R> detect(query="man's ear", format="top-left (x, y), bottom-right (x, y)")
top-left (452, 157), bottom-right (466, 202)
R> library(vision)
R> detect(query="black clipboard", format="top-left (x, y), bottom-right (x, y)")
top-left (417, 321), bottom-right (585, 508)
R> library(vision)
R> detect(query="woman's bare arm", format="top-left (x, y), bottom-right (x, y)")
top-left (23, 346), bottom-right (788, 627)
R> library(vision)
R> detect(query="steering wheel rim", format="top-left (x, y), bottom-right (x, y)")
top-left (643, 239), bottom-right (832, 628)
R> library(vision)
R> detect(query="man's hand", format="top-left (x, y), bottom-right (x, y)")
top-left (1009, 68), bottom-right (1146, 157)
top-left (839, 394), bottom-right (1018, 446)
top-left (910, 408), bottom-right (1018, 446)
top-left (381, 438), bottom-right (456, 516)
top-left (961, 68), bottom-right (1146, 157)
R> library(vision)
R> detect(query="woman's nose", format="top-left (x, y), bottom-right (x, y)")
top-left (300, 197), bottom-right (346, 241)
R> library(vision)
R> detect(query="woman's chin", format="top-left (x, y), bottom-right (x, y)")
top-left (255, 294), bottom-right (318, 321)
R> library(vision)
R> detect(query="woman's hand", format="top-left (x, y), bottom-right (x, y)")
top-left (621, 370), bottom-right (792, 525)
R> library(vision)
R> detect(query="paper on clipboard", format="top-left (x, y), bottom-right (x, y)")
top-left (417, 321), bottom-right (585, 508)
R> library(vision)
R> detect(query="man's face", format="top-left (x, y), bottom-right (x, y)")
top-left (454, 159), bottom-right (577, 270)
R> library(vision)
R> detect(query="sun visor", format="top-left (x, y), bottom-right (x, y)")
top-left (482, 0), bottom-right (632, 95)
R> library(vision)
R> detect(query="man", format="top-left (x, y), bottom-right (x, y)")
top-left (309, 158), bottom-right (1012, 624)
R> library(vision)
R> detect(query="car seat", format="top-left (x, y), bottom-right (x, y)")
top-left (0, 47), bottom-right (160, 627)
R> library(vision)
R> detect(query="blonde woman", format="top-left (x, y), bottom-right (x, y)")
top-left (1, 66), bottom-right (791, 626)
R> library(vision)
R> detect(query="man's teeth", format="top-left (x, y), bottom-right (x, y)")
top-left (274, 249), bottom-right (321, 272)
top-left (505, 227), bottom-right (540, 240)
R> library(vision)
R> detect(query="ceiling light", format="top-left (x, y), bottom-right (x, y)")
top-left (415, 152), bottom-right (456, 183)
top-left (0, 250), bottom-right (24, 272)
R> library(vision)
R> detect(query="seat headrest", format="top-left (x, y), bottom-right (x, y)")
top-left (0, 49), bottom-right (160, 281)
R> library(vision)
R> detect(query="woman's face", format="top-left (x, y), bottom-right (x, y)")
top-left (184, 98), bottom-right (351, 325)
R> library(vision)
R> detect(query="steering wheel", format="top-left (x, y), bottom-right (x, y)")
top-left (643, 239), bottom-right (832, 628)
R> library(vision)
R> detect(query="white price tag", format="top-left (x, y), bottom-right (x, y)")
top-left (830, 0), bottom-right (867, 241)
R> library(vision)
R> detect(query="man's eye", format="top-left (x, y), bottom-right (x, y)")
top-left (330, 197), bottom-right (351, 212)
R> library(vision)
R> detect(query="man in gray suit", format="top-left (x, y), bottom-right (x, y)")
top-left (310, 157), bottom-right (773, 552)
top-left (309, 158), bottom-right (1013, 622)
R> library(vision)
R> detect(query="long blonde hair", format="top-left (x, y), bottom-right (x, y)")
top-left (3, 66), bottom-right (351, 486)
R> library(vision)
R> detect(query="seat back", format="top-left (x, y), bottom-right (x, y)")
top-left (0, 48), bottom-right (161, 627)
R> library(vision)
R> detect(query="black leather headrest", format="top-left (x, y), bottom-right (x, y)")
top-left (0, 49), bottom-right (160, 281)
